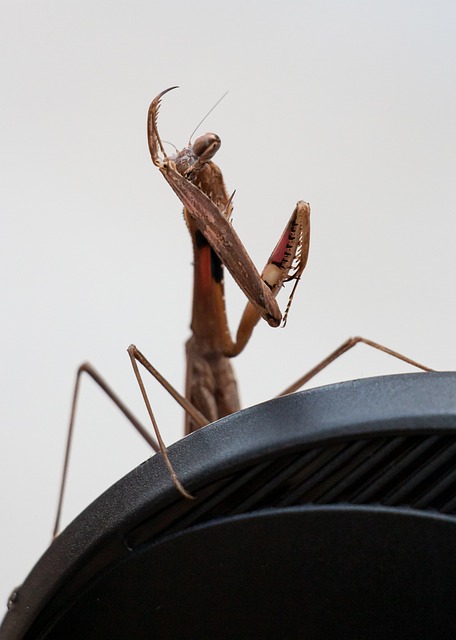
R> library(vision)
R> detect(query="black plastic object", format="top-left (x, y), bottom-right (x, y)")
top-left (2, 372), bottom-right (456, 639)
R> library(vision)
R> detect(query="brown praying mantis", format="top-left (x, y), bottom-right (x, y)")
top-left (53, 86), bottom-right (432, 536)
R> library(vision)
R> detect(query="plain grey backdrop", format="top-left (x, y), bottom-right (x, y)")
top-left (1, 1), bottom-right (455, 607)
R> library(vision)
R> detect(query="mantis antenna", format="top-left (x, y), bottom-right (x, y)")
top-left (188, 90), bottom-right (229, 144)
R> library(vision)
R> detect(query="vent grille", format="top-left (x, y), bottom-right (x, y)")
top-left (127, 433), bottom-right (456, 547)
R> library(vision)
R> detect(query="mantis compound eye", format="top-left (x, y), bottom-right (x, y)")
top-left (193, 133), bottom-right (221, 162)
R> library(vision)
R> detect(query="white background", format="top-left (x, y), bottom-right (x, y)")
top-left (1, 0), bottom-right (455, 609)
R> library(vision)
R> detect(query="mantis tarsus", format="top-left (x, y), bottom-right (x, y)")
top-left (53, 87), bottom-right (432, 535)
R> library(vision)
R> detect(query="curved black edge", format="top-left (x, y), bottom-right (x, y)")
top-left (1, 372), bottom-right (456, 638)
top-left (31, 506), bottom-right (456, 639)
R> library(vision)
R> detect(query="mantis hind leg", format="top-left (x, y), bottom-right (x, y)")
top-left (54, 348), bottom-right (209, 537)
top-left (277, 336), bottom-right (433, 397)
top-left (53, 362), bottom-right (159, 538)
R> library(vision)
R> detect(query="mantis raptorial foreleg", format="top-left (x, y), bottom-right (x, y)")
top-left (148, 87), bottom-right (310, 331)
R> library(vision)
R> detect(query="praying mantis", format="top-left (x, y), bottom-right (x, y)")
top-left (146, 87), bottom-right (310, 434)
top-left (53, 87), bottom-right (432, 535)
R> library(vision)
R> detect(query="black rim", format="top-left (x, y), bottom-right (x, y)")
top-left (2, 372), bottom-right (456, 639)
